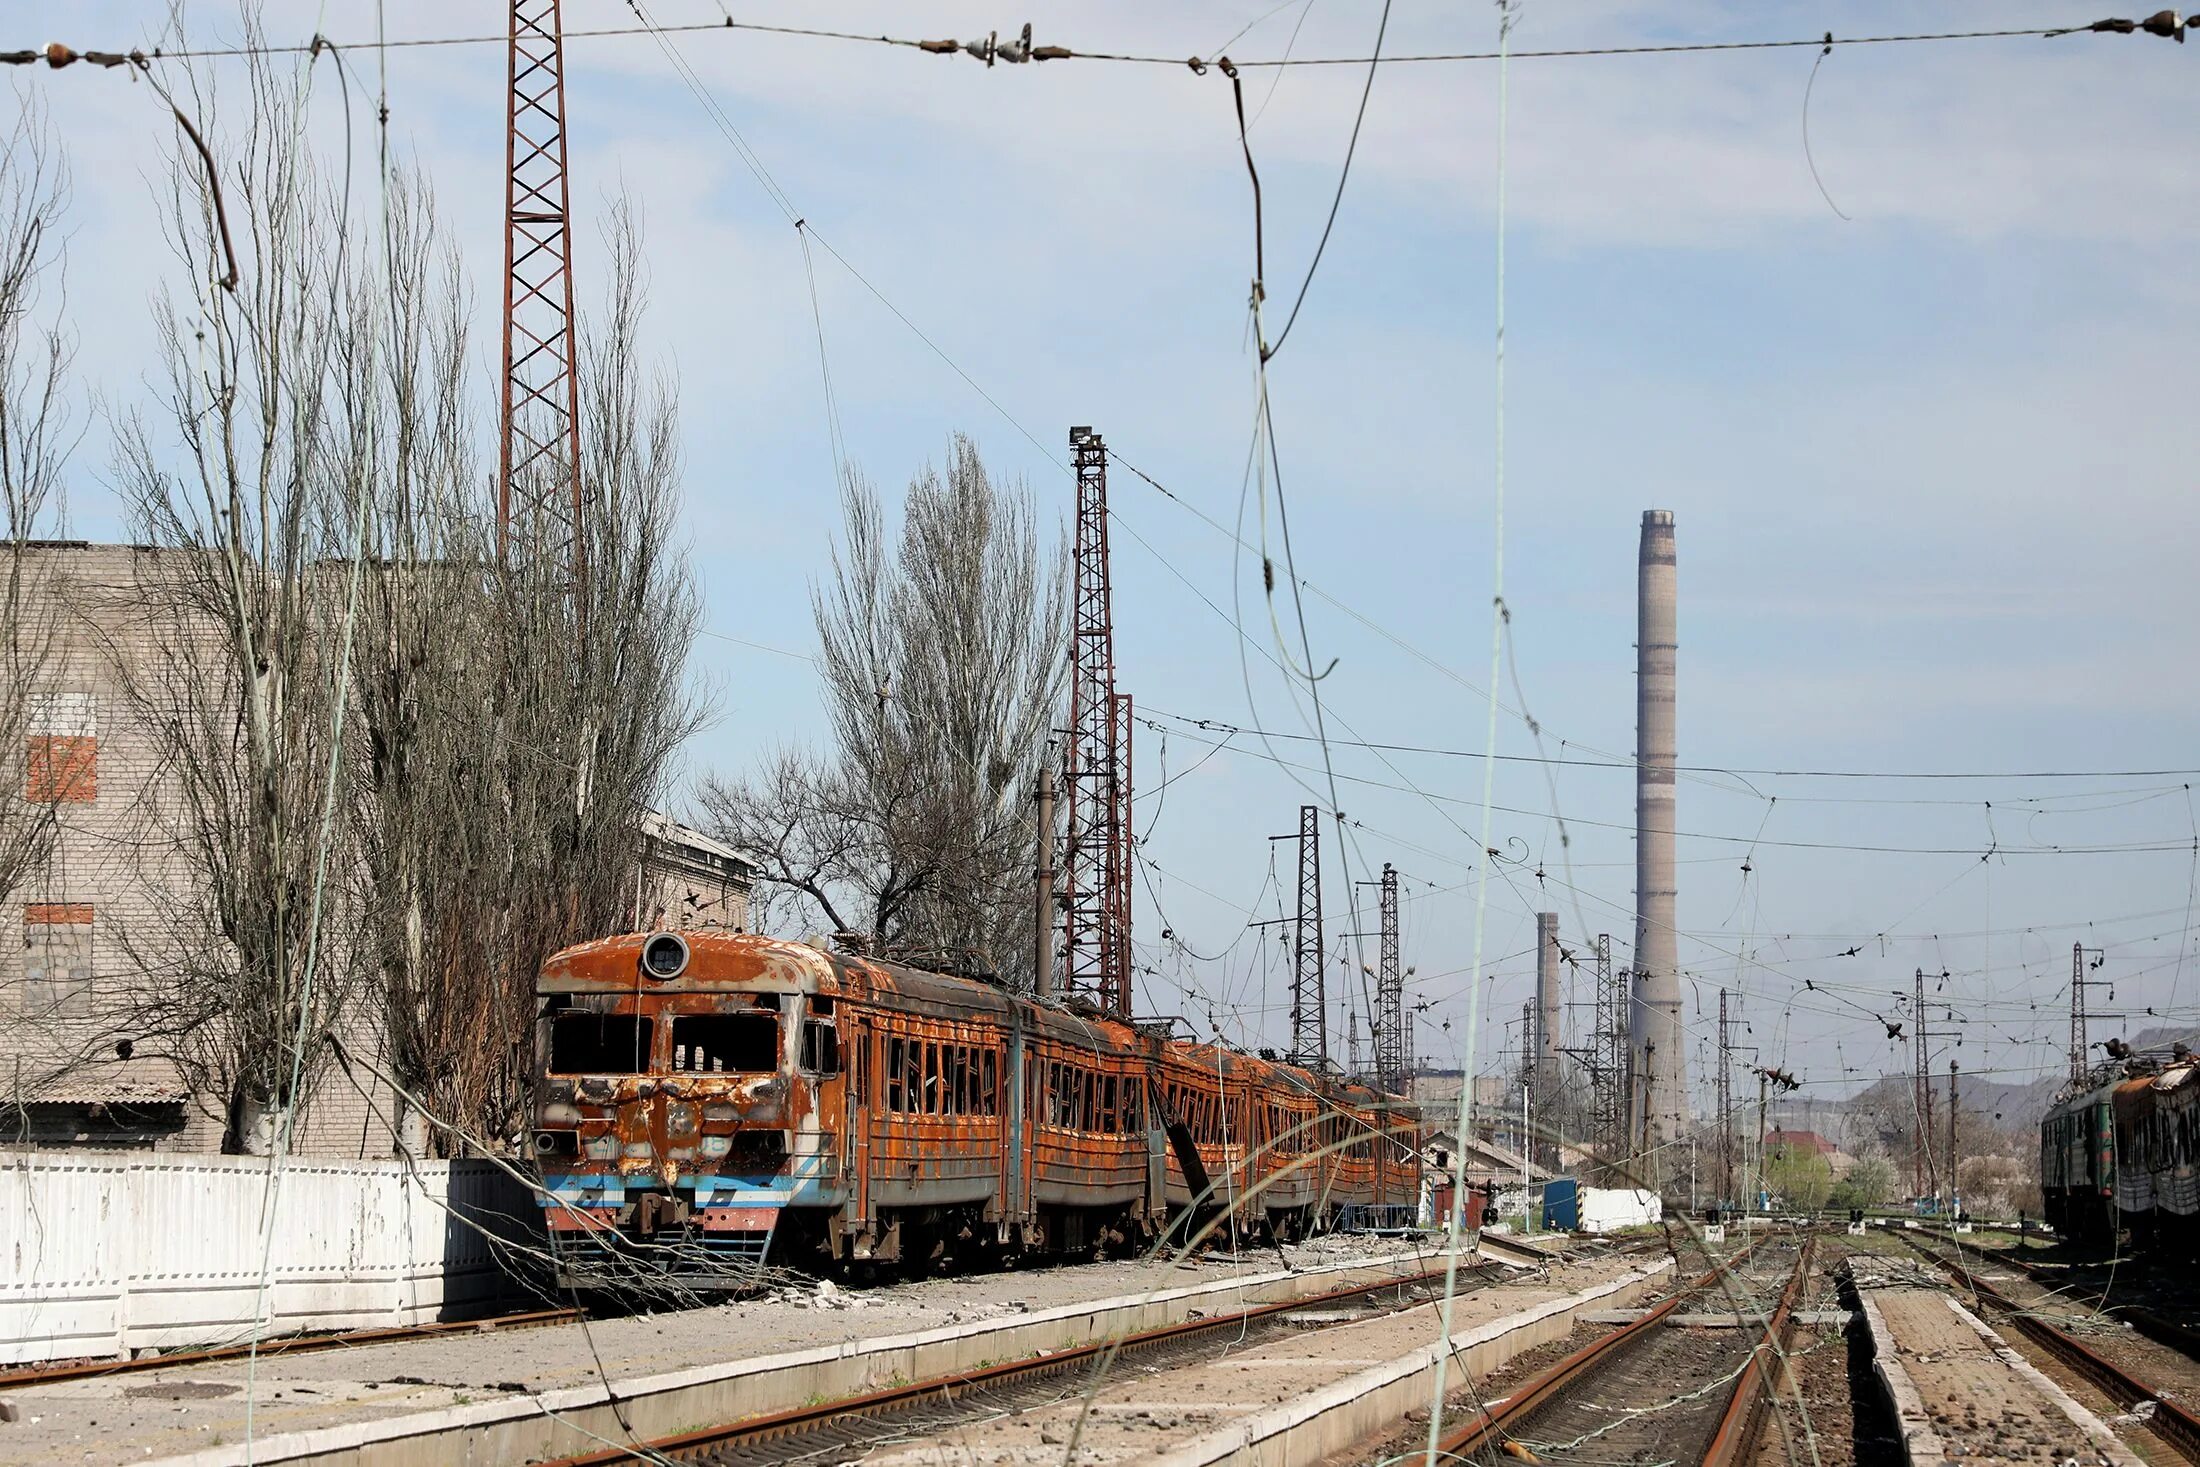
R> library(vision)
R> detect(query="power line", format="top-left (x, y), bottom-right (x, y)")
top-left (15, 20), bottom-right (2158, 71)
top-left (1260, 0), bottom-right (1390, 365)
top-left (1135, 707), bottom-right (2200, 783)
top-left (1136, 717), bottom-right (2199, 858)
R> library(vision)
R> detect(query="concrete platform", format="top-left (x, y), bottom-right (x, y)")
top-left (0, 1242), bottom-right (1455, 1466)
top-left (1856, 1282), bottom-right (2143, 1466)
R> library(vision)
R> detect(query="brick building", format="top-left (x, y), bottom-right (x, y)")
top-left (0, 544), bottom-right (748, 1154)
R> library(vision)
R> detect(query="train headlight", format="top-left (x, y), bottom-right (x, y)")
top-left (640, 931), bottom-right (689, 981)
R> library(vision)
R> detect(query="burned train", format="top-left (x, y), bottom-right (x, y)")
top-left (2039, 1046), bottom-right (2198, 1256)
top-left (528, 930), bottom-right (1420, 1286)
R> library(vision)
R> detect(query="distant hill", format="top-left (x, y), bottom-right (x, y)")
top-left (1768, 1024), bottom-right (2200, 1146)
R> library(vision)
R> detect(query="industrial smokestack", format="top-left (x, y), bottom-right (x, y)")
top-left (1536, 912), bottom-right (1562, 1169)
top-left (1630, 509), bottom-right (1687, 1171)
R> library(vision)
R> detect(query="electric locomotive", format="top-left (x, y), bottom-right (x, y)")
top-left (2039, 1044), bottom-right (2199, 1256)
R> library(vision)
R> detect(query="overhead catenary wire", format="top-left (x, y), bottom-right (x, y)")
top-left (1260, 0), bottom-right (1390, 365)
top-left (13, 20), bottom-right (2175, 71)
top-left (1125, 720), bottom-right (2200, 858)
top-left (1129, 706), bottom-right (2200, 784)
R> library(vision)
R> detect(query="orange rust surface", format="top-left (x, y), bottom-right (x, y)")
top-left (533, 931), bottom-right (1419, 1234)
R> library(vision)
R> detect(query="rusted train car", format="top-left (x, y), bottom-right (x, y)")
top-left (528, 930), bottom-right (1420, 1286)
top-left (2039, 1049), bottom-right (2199, 1256)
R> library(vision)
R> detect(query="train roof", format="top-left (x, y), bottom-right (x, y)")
top-left (540, 931), bottom-right (1410, 1106)
top-left (2043, 1056), bottom-right (2200, 1121)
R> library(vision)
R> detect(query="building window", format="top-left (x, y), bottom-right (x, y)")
top-left (23, 904), bottom-right (93, 1018)
top-left (25, 693), bottom-right (97, 804)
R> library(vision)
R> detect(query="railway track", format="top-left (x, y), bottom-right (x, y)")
top-left (0, 1304), bottom-right (582, 1389)
top-left (1891, 1228), bottom-right (2200, 1463)
top-left (1429, 1235), bottom-right (1809, 1467)
top-left (536, 1262), bottom-right (1504, 1466)
top-left (1944, 1229), bottom-right (2200, 1362)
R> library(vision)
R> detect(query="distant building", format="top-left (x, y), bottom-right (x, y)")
top-left (630, 810), bottom-right (752, 933)
top-left (1419, 1128), bottom-right (1552, 1191)
top-left (1766, 1126), bottom-right (1854, 1179)
top-left (0, 543), bottom-right (751, 1154)
top-left (0, 545), bottom-right (212, 1150)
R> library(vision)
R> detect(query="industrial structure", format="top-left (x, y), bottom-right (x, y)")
top-left (1060, 426), bottom-right (1134, 1017)
top-left (2069, 942), bottom-right (2109, 1085)
top-left (498, 0), bottom-right (588, 597)
top-left (1559, 932), bottom-right (1629, 1170)
top-left (1372, 864), bottom-right (1407, 1095)
top-left (1629, 509), bottom-right (1687, 1171)
top-left (1532, 911), bottom-right (1562, 1169)
top-left (1290, 805), bottom-right (1326, 1070)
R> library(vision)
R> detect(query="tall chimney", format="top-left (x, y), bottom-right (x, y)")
top-left (1630, 509), bottom-right (1687, 1171)
top-left (1535, 911), bottom-right (1562, 1169)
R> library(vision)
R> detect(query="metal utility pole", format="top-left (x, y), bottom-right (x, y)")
top-left (1911, 969), bottom-right (1961, 1210)
top-left (1033, 757), bottom-right (1055, 997)
top-left (1717, 990), bottom-right (1734, 1206)
top-left (1062, 427), bottom-right (1132, 1017)
top-left (1948, 1058), bottom-right (1960, 1221)
top-left (1913, 967), bottom-right (1931, 1201)
top-left (2070, 943), bottom-right (2110, 1086)
top-left (1109, 691), bottom-right (1134, 1014)
top-left (1346, 1011), bottom-right (1362, 1085)
top-left (500, 0), bottom-right (588, 599)
top-left (1519, 999), bottom-right (1537, 1159)
top-left (1751, 1065), bottom-right (1797, 1212)
top-left (1534, 914), bottom-right (1562, 1170)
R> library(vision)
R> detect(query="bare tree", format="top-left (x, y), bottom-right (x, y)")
top-left (704, 439), bottom-right (1066, 985)
top-left (103, 44), bottom-right (369, 1152)
top-left (0, 97), bottom-right (75, 904)
top-left (347, 196), bottom-right (702, 1153)
top-left (0, 97), bottom-right (85, 1134)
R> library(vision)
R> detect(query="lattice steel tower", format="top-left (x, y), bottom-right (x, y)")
top-left (499, 0), bottom-right (587, 594)
top-left (1061, 428), bottom-right (1131, 1016)
top-left (1291, 805), bottom-right (1325, 1069)
top-left (2068, 943), bottom-right (2109, 1087)
top-left (1591, 935), bottom-right (1628, 1160)
top-left (1373, 864), bottom-right (1404, 1094)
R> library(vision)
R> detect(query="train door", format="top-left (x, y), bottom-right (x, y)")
top-left (1004, 1015), bottom-right (1031, 1239)
top-left (844, 1016), bottom-right (874, 1234)
top-left (1143, 1061), bottom-right (1166, 1231)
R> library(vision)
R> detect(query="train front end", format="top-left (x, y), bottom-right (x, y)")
top-left (529, 931), bottom-right (845, 1291)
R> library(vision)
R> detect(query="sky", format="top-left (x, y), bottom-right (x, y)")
top-left (20, 1), bottom-right (2200, 1119)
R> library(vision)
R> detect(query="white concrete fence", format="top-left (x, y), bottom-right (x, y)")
top-left (0, 1149), bottom-right (537, 1365)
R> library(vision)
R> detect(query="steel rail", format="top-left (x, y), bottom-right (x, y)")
top-left (1702, 1237), bottom-right (1815, 1467)
top-left (1893, 1230), bottom-right (2200, 1463)
top-left (539, 1262), bottom-right (1480, 1466)
top-left (1432, 1234), bottom-right (1780, 1461)
top-left (0, 1306), bottom-right (582, 1389)
top-left (1950, 1230), bottom-right (2200, 1363)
